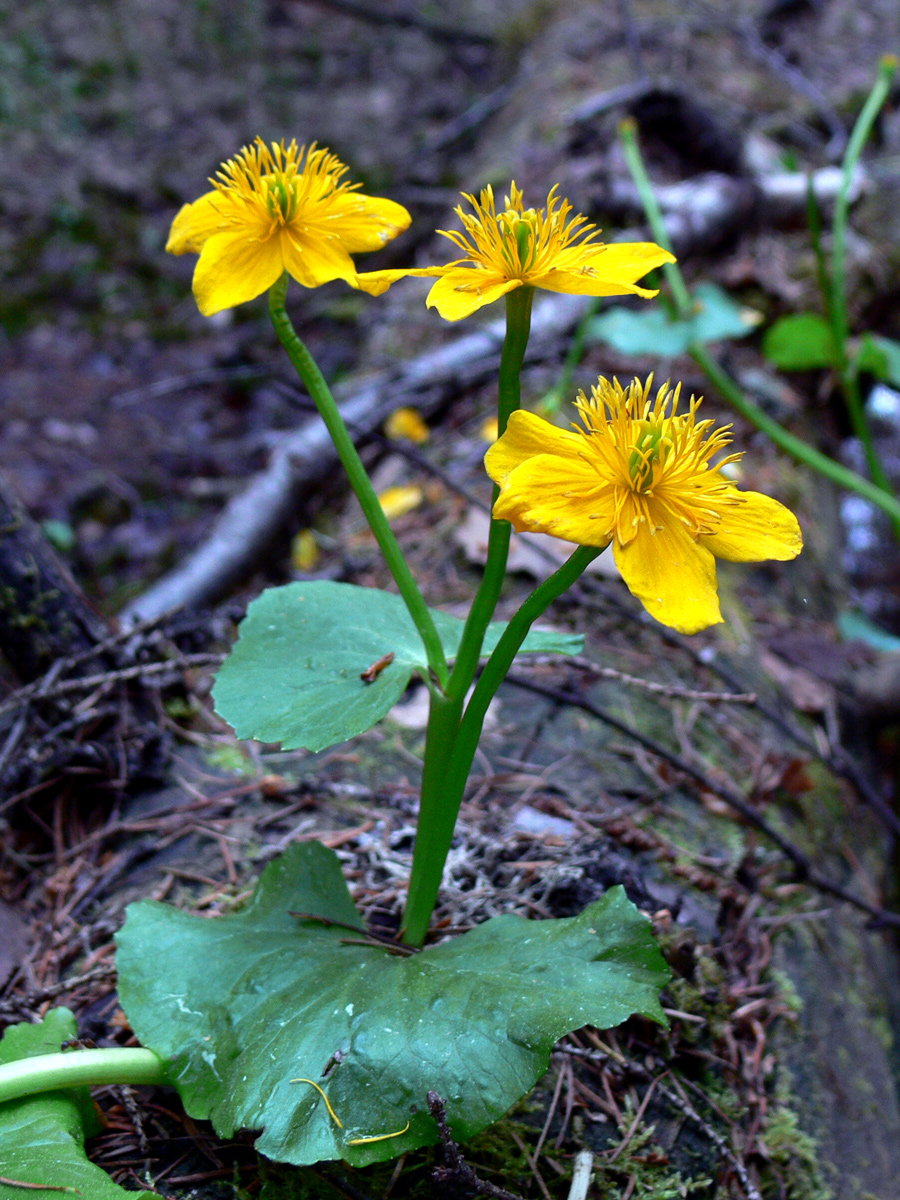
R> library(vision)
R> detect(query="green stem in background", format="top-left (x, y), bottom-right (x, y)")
top-left (619, 119), bottom-right (690, 317)
top-left (831, 55), bottom-right (897, 357)
top-left (828, 54), bottom-right (897, 495)
top-left (540, 296), bottom-right (602, 416)
top-left (269, 276), bottom-right (449, 689)
top-left (618, 118), bottom-right (900, 533)
top-left (0, 1048), bottom-right (166, 1105)
top-left (401, 545), bottom-right (600, 948)
top-left (402, 287), bottom-right (534, 948)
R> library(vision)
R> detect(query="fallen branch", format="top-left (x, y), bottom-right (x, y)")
top-left (121, 292), bottom-right (593, 623)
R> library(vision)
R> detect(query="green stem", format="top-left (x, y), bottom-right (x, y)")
top-left (400, 688), bottom-right (465, 948)
top-left (619, 118), bottom-right (691, 317)
top-left (0, 1048), bottom-right (166, 1105)
top-left (401, 545), bottom-right (600, 947)
top-left (831, 56), bottom-right (897, 360)
top-left (829, 56), bottom-right (897, 495)
top-left (619, 116), bottom-right (900, 533)
top-left (541, 296), bottom-right (602, 416)
top-left (447, 287), bottom-right (534, 705)
top-left (401, 288), bottom-right (535, 947)
top-left (692, 344), bottom-right (900, 526)
top-left (269, 276), bottom-right (448, 688)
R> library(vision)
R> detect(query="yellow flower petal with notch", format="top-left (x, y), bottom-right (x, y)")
top-left (355, 183), bottom-right (674, 320)
top-left (166, 138), bottom-right (411, 316)
top-left (484, 376), bottom-right (802, 634)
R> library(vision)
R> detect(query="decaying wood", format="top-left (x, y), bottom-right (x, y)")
top-left (0, 472), bottom-right (109, 682)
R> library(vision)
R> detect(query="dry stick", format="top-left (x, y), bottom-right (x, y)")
top-left (531, 654), bottom-right (756, 705)
top-left (426, 1092), bottom-right (526, 1200)
top-left (504, 670), bottom-right (900, 930)
top-left (292, 0), bottom-right (494, 43)
top-left (0, 655), bottom-right (222, 717)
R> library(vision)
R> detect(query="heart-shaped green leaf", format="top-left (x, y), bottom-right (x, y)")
top-left (587, 283), bottom-right (758, 357)
top-left (762, 312), bottom-right (837, 370)
top-left (212, 581), bottom-right (582, 752)
top-left (116, 842), bottom-right (669, 1168)
top-left (857, 332), bottom-right (900, 387)
top-left (0, 1009), bottom-right (155, 1200)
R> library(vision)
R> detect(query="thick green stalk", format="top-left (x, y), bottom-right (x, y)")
top-left (0, 1048), bottom-right (166, 1105)
top-left (402, 287), bottom-right (535, 947)
top-left (619, 117), bottom-right (900, 532)
top-left (269, 276), bottom-right (449, 688)
top-left (400, 688), bottom-right (465, 948)
top-left (401, 545), bottom-right (600, 947)
top-left (447, 286), bottom-right (534, 705)
top-left (829, 55), bottom-right (897, 496)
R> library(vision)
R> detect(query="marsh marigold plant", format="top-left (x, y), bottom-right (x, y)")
top-left (485, 376), bottom-right (803, 634)
top-left (355, 183), bottom-right (674, 320)
top-left (166, 138), bottom-right (411, 315)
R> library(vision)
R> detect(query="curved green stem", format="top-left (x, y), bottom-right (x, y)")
top-left (401, 544), bottom-right (600, 947)
top-left (269, 276), bottom-right (448, 688)
top-left (0, 1048), bottom-right (166, 1105)
top-left (619, 116), bottom-right (900, 533)
top-left (830, 55), bottom-right (897, 496)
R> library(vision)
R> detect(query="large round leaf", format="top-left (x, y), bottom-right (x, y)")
top-left (116, 842), bottom-right (669, 1167)
top-left (212, 581), bottom-right (583, 752)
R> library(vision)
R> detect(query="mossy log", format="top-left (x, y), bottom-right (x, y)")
top-left (0, 472), bottom-right (108, 683)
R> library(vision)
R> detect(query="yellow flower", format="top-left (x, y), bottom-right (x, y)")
top-left (166, 138), bottom-right (411, 316)
top-left (485, 376), bottom-right (802, 634)
top-left (355, 182), bottom-right (674, 320)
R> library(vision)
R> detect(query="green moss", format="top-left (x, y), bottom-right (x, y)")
top-left (762, 1105), bottom-right (833, 1200)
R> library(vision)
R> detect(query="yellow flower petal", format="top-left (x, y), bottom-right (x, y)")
top-left (614, 517), bottom-right (723, 634)
top-left (535, 243), bottom-right (675, 298)
top-left (701, 491), bottom-right (803, 562)
top-left (291, 529), bottom-right (320, 571)
top-left (167, 139), bottom-right (412, 313)
top-left (385, 407), bottom-right (430, 444)
top-left (492, 455), bottom-right (617, 546)
top-left (192, 230), bottom-right (285, 316)
top-left (425, 269), bottom-right (519, 320)
top-left (354, 266), bottom-right (445, 296)
top-left (326, 194), bottom-right (412, 254)
top-left (480, 417), bottom-right (499, 444)
top-left (484, 409), bottom-right (584, 486)
top-left (378, 485), bottom-right (424, 519)
top-left (281, 228), bottom-right (357, 288)
top-left (166, 192), bottom-right (234, 255)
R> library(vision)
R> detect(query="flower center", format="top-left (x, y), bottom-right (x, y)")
top-left (263, 173), bottom-right (300, 224)
top-left (627, 422), bottom-right (668, 491)
top-left (212, 139), bottom-right (358, 236)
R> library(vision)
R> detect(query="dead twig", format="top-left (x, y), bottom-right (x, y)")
top-left (504, 669), bottom-right (900, 929)
top-left (287, 0), bottom-right (494, 44)
top-left (530, 654), bottom-right (757, 704)
top-left (427, 1092), bottom-right (525, 1200)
